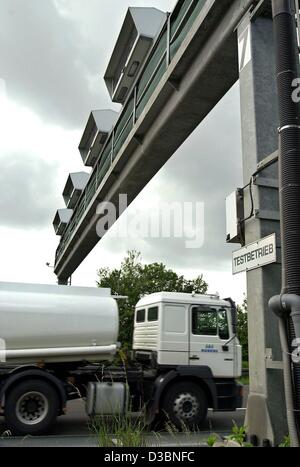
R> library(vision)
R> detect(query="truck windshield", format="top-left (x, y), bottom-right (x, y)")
top-left (192, 306), bottom-right (230, 340)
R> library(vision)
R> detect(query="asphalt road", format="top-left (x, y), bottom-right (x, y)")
top-left (0, 388), bottom-right (248, 447)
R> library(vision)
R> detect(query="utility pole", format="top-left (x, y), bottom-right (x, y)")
top-left (238, 10), bottom-right (287, 445)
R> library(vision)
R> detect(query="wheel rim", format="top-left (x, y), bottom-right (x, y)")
top-left (16, 391), bottom-right (49, 426)
top-left (173, 392), bottom-right (199, 421)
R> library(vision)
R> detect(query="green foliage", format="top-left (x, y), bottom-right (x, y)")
top-left (279, 436), bottom-right (290, 448)
top-left (239, 375), bottom-right (249, 386)
top-left (228, 422), bottom-right (248, 446)
top-left (237, 298), bottom-right (248, 363)
top-left (207, 434), bottom-right (218, 447)
top-left (97, 251), bottom-right (208, 349)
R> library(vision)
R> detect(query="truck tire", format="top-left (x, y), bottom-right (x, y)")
top-left (162, 382), bottom-right (208, 430)
top-left (4, 379), bottom-right (60, 436)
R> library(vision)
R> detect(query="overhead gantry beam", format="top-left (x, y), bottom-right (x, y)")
top-left (55, 0), bottom-right (262, 281)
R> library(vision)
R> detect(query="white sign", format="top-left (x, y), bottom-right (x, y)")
top-left (233, 234), bottom-right (277, 275)
top-left (238, 25), bottom-right (252, 72)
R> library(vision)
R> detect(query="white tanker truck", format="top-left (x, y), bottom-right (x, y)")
top-left (0, 282), bottom-right (243, 435)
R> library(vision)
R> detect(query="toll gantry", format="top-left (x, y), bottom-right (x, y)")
top-left (54, 0), bottom-right (260, 282)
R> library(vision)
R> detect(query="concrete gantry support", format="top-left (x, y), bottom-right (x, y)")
top-left (238, 13), bottom-right (287, 445)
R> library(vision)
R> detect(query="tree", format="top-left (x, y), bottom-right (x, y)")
top-left (237, 298), bottom-right (248, 363)
top-left (97, 251), bottom-right (208, 349)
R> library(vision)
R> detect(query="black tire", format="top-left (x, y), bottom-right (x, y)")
top-left (4, 379), bottom-right (60, 436)
top-left (162, 382), bottom-right (208, 430)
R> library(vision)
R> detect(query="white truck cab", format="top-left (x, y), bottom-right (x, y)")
top-left (133, 292), bottom-right (242, 378)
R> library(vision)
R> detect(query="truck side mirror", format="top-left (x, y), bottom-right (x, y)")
top-left (224, 297), bottom-right (238, 335)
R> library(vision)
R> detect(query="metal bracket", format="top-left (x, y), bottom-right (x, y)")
top-left (253, 176), bottom-right (279, 189)
top-left (265, 348), bottom-right (283, 370)
top-left (256, 150), bottom-right (279, 173)
top-left (250, 0), bottom-right (268, 20)
top-left (266, 360), bottom-right (284, 370)
top-left (255, 210), bottom-right (280, 221)
top-left (279, 124), bottom-right (300, 133)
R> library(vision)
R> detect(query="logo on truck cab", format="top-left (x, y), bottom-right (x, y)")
top-left (201, 344), bottom-right (218, 354)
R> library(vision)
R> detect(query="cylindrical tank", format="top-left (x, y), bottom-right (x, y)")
top-left (0, 282), bottom-right (119, 365)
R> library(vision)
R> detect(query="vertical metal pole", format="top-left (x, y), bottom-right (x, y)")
top-left (133, 86), bottom-right (137, 125)
top-left (238, 13), bottom-right (288, 445)
top-left (95, 162), bottom-right (99, 188)
top-left (166, 13), bottom-right (171, 66)
top-left (295, 0), bottom-right (300, 47)
top-left (111, 130), bottom-right (115, 165)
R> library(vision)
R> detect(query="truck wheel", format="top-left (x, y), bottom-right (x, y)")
top-left (162, 382), bottom-right (208, 430)
top-left (4, 379), bottom-right (60, 436)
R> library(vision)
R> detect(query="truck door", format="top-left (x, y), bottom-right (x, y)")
top-left (189, 305), bottom-right (234, 378)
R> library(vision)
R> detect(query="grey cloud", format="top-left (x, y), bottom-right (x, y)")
top-left (0, 0), bottom-right (115, 130)
top-left (0, 0), bottom-right (174, 130)
top-left (0, 154), bottom-right (60, 228)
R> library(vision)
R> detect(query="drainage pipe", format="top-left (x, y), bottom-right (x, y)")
top-left (270, 0), bottom-right (300, 446)
top-left (270, 295), bottom-right (300, 447)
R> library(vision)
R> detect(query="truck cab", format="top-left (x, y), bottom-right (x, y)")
top-left (133, 292), bottom-right (242, 379)
top-left (131, 292), bottom-right (243, 428)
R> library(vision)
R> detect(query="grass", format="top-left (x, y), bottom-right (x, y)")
top-left (90, 404), bottom-right (290, 448)
top-left (90, 414), bottom-right (251, 448)
top-left (227, 422), bottom-right (247, 446)
top-left (207, 434), bottom-right (218, 447)
top-left (91, 413), bottom-right (215, 448)
top-left (279, 436), bottom-right (291, 448)
top-left (91, 414), bottom-right (157, 447)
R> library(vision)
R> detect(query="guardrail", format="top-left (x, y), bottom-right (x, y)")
top-left (55, 0), bottom-right (207, 264)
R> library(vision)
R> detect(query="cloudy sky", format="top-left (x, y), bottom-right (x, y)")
top-left (0, 0), bottom-right (246, 303)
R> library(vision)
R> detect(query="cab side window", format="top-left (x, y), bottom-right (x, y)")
top-left (192, 307), bottom-right (229, 339)
top-left (192, 308), bottom-right (217, 336)
top-left (148, 307), bottom-right (159, 322)
top-left (136, 309), bottom-right (146, 323)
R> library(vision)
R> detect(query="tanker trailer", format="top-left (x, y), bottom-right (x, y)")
top-left (0, 282), bottom-right (119, 364)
